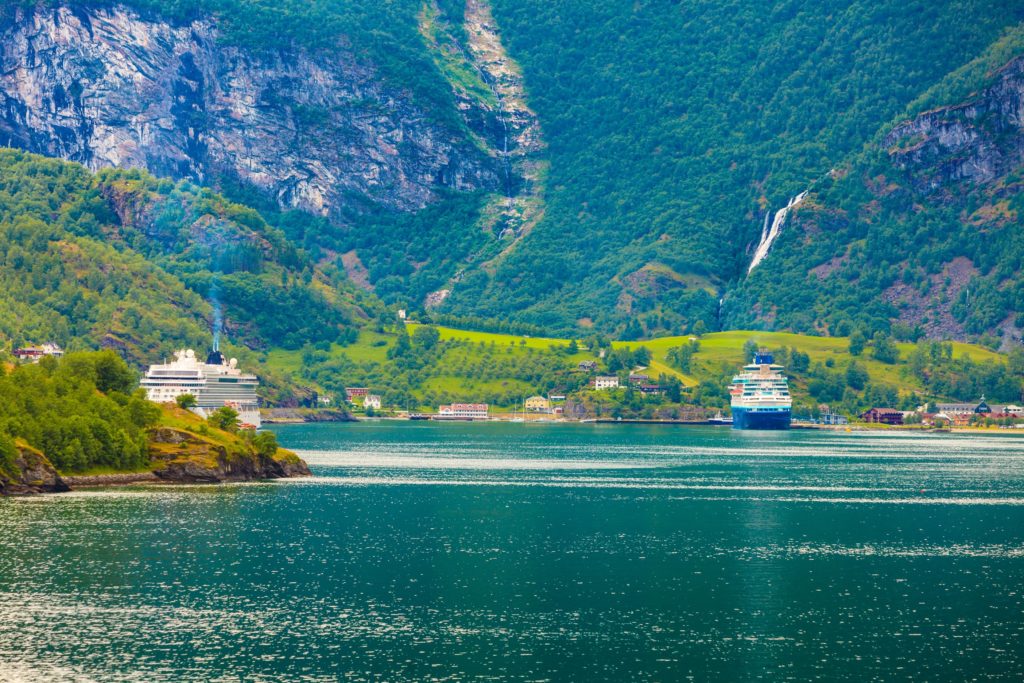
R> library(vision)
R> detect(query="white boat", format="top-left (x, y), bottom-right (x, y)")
top-left (141, 347), bottom-right (261, 428)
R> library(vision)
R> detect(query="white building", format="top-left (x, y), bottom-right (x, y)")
top-left (13, 342), bottom-right (64, 362)
top-left (438, 403), bottom-right (489, 419)
top-left (594, 376), bottom-right (620, 390)
top-left (363, 394), bottom-right (382, 410)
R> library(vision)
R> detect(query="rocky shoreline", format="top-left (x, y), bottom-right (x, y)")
top-left (2, 426), bottom-right (312, 496)
top-left (261, 408), bottom-right (356, 424)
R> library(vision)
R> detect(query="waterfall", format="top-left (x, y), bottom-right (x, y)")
top-left (747, 191), bottom-right (807, 274)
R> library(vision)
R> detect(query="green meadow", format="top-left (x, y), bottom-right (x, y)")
top-left (262, 324), bottom-right (1012, 413)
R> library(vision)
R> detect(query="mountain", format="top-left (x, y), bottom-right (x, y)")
top-left (2, 0), bottom-right (1024, 343)
top-left (0, 148), bottom-right (372, 396)
top-left (727, 33), bottom-right (1024, 349)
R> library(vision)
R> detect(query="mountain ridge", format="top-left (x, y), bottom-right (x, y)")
top-left (1, 0), bottom-right (1023, 345)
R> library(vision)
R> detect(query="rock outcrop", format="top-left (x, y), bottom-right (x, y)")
top-left (0, 442), bottom-right (69, 495)
top-left (0, 3), bottom-right (500, 217)
top-left (148, 426), bottom-right (311, 483)
top-left (885, 57), bottom-right (1024, 196)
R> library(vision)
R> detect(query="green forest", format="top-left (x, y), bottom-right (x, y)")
top-left (38, 0), bottom-right (1022, 341)
top-left (0, 149), bottom-right (375, 365)
top-left (0, 351), bottom-right (155, 474)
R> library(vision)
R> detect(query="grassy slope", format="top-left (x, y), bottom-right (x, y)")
top-left (264, 324), bottom-right (1006, 405)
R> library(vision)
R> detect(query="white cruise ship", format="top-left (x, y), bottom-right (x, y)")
top-left (729, 350), bottom-right (792, 430)
top-left (141, 347), bottom-right (261, 428)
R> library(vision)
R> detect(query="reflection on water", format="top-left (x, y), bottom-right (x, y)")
top-left (2, 423), bottom-right (1023, 681)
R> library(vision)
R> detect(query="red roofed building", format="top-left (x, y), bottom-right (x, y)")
top-left (860, 407), bottom-right (904, 425)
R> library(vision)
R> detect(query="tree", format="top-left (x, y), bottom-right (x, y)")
top-left (412, 325), bottom-right (440, 350)
top-left (872, 332), bottom-right (899, 364)
top-left (742, 339), bottom-right (759, 361)
top-left (1009, 347), bottom-right (1024, 376)
top-left (789, 350), bottom-right (810, 373)
top-left (208, 406), bottom-right (240, 433)
top-left (849, 330), bottom-right (866, 356)
top-left (251, 431), bottom-right (279, 458)
top-left (176, 393), bottom-right (197, 409)
top-left (632, 346), bottom-right (652, 366)
top-left (387, 329), bottom-right (412, 359)
top-left (845, 361), bottom-right (868, 390)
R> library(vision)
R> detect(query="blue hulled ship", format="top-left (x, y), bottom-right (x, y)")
top-left (729, 350), bottom-right (792, 430)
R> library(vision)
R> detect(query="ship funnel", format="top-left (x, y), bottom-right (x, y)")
top-left (754, 349), bottom-right (774, 365)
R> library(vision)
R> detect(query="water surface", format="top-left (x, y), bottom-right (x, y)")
top-left (2, 422), bottom-right (1023, 680)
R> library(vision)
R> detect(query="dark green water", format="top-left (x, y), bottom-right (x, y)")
top-left (2, 422), bottom-right (1024, 681)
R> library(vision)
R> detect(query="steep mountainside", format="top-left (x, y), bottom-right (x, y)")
top-left (2, 0), bottom-right (1024, 342)
top-left (0, 149), bottom-right (372, 386)
top-left (727, 44), bottom-right (1024, 348)
top-left (0, 2), bottom-right (500, 216)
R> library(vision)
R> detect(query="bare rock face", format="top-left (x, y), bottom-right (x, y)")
top-left (885, 57), bottom-right (1024, 195)
top-left (0, 3), bottom-right (500, 217)
top-left (0, 443), bottom-right (69, 495)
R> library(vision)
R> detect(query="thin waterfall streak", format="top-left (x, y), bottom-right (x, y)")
top-left (748, 191), bottom-right (807, 274)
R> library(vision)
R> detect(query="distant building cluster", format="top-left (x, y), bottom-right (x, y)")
top-left (859, 397), bottom-right (1024, 427)
top-left (13, 343), bottom-right (64, 363)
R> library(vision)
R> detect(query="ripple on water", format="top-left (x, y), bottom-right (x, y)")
top-left (2, 424), bottom-right (1024, 680)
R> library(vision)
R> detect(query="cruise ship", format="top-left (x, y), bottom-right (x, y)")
top-left (141, 347), bottom-right (261, 429)
top-left (729, 350), bottom-right (792, 430)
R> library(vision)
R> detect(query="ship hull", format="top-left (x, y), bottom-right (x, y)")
top-left (731, 406), bottom-right (791, 430)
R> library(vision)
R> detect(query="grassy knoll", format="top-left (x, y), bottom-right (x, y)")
top-left (264, 323), bottom-right (1016, 416)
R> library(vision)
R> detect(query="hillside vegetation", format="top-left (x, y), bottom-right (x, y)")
top-left (728, 47), bottom-right (1024, 347)
top-left (0, 350), bottom-right (306, 493)
top-left (266, 323), bottom-right (1022, 418)
top-left (13, 0), bottom-right (1019, 341)
top-left (0, 150), bottom-right (375, 373)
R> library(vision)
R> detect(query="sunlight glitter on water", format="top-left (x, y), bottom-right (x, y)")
top-left (3, 423), bottom-right (1024, 681)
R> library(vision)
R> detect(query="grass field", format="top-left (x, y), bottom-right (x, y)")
top-left (263, 323), bottom-right (1009, 405)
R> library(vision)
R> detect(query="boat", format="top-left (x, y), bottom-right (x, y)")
top-left (729, 350), bottom-right (792, 430)
top-left (141, 346), bottom-right (262, 429)
top-left (707, 411), bottom-right (733, 425)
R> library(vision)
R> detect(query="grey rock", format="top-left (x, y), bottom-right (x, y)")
top-left (885, 57), bottom-right (1024, 195)
top-left (0, 3), bottom-right (500, 217)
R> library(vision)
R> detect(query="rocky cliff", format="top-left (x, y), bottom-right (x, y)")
top-left (0, 3), bottom-right (500, 217)
top-left (727, 54), bottom-right (1024, 343)
top-left (885, 57), bottom-right (1024, 197)
top-left (0, 441), bottom-right (69, 495)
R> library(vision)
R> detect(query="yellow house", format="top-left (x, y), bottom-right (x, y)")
top-left (524, 396), bottom-right (550, 412)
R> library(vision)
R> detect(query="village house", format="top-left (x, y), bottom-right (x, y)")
top-left (937, 398), bottom-right (1006, 416)
top-left (593, 376), bottom-right (620, 390)
top-left (818, 405), bottom-right (848, 426)
top-left (345, 387), bottom-right (370, 403)
top-left (860, 407), bottom-right (904, 425)
top-left (638, 384), bottom-right (663, 395)
top-left (13, 343), bottom-right (64, 363)
top-left (438, 403), bottom-right (489, 419)
top-left (363, 394), bottom-right (382, 410)
top-left (577, 360), bottom-right (598, 372)
top-left (524, 396), bottom-right (550, 412)
top-left (628, 373), bottom-right (650, 385)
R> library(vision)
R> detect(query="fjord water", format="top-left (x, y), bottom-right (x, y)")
top-left (2, 423), bottom-right (1024, 681)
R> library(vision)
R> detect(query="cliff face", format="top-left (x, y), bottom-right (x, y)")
top-left (0, 442), bottom-right (68, 495)
top-left (0, 3), bottom-right (500, 217)
top-left (885, 57), bottom-right (1024, 196)
top-left (727, 56), bottom-right (1024, 343)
